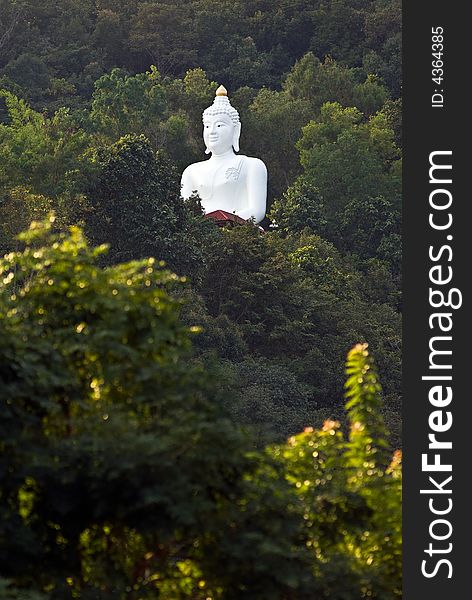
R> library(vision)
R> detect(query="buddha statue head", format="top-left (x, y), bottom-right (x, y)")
top-left (202, 85), bottom-right (241, 155)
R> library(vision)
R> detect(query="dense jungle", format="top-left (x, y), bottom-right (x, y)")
top-left (0, 1), bottom-right (402, 598)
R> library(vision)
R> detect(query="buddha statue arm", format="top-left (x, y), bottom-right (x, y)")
top-left (238, 158), bottom-right (267, 223)
top-left (181, 166), bottom-right (195, 200)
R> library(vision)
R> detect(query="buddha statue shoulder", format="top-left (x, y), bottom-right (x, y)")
top-left (181, 85), bottom-right (267, 224)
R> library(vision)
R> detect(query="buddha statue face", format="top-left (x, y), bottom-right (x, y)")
top-left (202, 85), bottom-right (241, 155)
top-left (203, 113), bottom-right (238, 155)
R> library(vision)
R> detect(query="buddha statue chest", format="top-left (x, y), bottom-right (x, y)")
top-left (195, 155), bottom-right (247, 215)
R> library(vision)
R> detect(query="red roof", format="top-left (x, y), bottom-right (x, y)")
top-left (205, 210), bottom-right (247, 226)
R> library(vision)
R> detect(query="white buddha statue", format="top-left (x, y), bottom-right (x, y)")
top-left (181, 85), bottom-right (267, 224)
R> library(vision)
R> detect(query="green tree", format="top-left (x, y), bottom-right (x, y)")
top-left (90, 67), bottom-right (167, 147)
top-left (275, 343), bottom-right (401, 599)
top-left (363, 0), bottom-right (402, 96)
top-left (1, 54), bottom-right (51, 103)
top-left (0, 218), bottom-right (315, 599)
top-left (297, 102), bottom-right (400, 216)
top-left (284, 52), bottom-right (388, 117)
top-left (309, 0), bottom-right (371, 67)
top-left (245, 89), bottom-right (311, 203)
top-left (0, 0), bottom-right (402, 113)
top-left (0, 90), bottom-right (91, 197)
top-left (83, 133), bottom-right (220, 282)
top-left (92, 9), bottom-right (127, 68)
top-left (128, 2), bottom-right (198, 76)
top-left (335, 194), bottom-right (401, 267)
top-left (89, 66), bottom-right (211, 170)
top-left (196, 226), bottom-right (401, 443)
top-left (270, 178), bottom-right (327, 235)
top-left (0, 188), bottom-right (53, 256)
top-left (161, 68), bottom-right (218, 169)
top-left (274, 102), bottom-right (402, 270)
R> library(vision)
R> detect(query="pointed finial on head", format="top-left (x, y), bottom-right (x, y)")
top-left (203, 85), bottom-right (239, 124)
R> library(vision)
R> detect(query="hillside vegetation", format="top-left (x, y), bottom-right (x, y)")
top-left (0, 1), bottom-right (402, 597)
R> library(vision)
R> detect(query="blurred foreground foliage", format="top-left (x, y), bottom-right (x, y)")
top-left (0, 221), bottom-right (401, 599)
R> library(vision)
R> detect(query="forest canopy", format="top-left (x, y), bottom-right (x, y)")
top-left (0, 1), bottom-right (402, 597)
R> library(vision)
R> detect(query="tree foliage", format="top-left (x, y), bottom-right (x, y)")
top-left (272, 101), bottom-right (401, 275)
top-left (0, 4), bottom-right (402, 594)
top-left (275, 344), bottom-right (401, 599)
top-left (0, 90), bottom-right (91, 197)
top-left (0, 0), bottom-right (401, 109)
top-left (0, 220), bottom-right (309, 598)
top-left (0, 225), bottom-right (401, 597)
